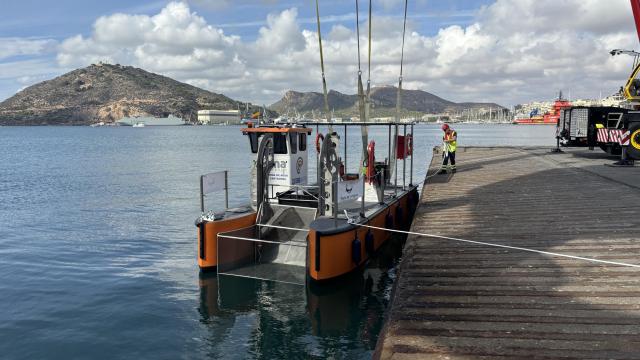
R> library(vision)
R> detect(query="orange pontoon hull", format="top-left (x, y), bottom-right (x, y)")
top-left (197, 187), bottom-right (419, 282)
top-left (308, 188), bottom-right (418, 281)
top-left (197, 212), bottom-right (257, 270)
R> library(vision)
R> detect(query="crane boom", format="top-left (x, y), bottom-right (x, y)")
top-left (631, 0), bottom-right (640, 42)
top-left (608, 1), bottom-right (640, 102)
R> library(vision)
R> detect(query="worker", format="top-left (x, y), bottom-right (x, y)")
top-left (440, 123), bottom-right (457, 174)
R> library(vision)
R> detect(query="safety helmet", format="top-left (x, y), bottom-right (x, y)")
top-left (441, 124), bottom-right (449, 131)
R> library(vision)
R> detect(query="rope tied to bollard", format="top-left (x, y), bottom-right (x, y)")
top-left (344, 211), bottom-right (640, 269)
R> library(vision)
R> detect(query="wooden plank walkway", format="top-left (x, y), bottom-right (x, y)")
top-left (374, 147), bottom-right (640, 359)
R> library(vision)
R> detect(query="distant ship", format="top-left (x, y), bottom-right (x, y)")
top-left (118, 115), bottom-right (185, 126)
top-left (513, 93), bottom-right (571, 125)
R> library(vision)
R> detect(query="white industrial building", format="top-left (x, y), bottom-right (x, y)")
top-left (198, 110), bottom-right (241, 125)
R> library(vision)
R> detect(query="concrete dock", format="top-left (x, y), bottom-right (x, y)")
top-left (375, 147), bottom-right (640, 359)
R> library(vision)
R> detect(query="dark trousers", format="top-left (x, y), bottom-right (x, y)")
top-left (443, 151), bottom-right (456, 167)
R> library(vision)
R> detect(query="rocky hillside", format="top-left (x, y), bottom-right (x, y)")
top-left (0, 63), bottom-right (252, 125)
top-left (271, 86), bottom-right (504, 116)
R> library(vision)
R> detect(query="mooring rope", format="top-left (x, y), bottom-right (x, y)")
top-left (218, 234), bottom-right (307, 247)
top-left (424, 144), bottom-right (447, 180)
top-left (227, 213), bottom-right (640, 268)
top-left (343, 215), bottom-right (640, 268)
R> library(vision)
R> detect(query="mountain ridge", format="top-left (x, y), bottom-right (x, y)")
top-left (0, 63), bottom-right (255, 125)
top-left (0, 63), bottom-right (506, 125)
top-left (271, 86), bottom-right (505, 117)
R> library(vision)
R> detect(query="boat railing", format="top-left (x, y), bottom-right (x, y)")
top-left (254, 122), bottom-right (414, 219)
top-left (264, 167), bottom-right (396, 216)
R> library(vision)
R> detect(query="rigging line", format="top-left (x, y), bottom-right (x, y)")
top-left (355, 0), bottom-right (369, 166)
top-left (391, 0), bottom-right (408, 183)
top-left (343, 215), bottom-right (640, 269)
top-left (356, 0), bottom-right (362, 72)
top-left (315, 0), bottom-right (330, 118)
top-left (395, 0), bottom-right (408, 116)
top-left (362, 0), bottom-right (372, 172)
top-left (367, 0), bottom-right (372, 88)
top-left (399, 0), bottom-right (408, 78)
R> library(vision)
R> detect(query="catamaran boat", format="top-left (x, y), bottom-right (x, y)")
top-left (194, 0), bottom-right (417, 285)
top-left (195, 121), bottom-right (419, 284)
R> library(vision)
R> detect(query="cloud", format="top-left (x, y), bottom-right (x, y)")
top-left (54, 0), bottom-right (638, 106)
top-left (58, 2), bottom-right (240, 71)
top-left (0, 58), bottom-right (60, 81)
top-left (257, 8), bottom-right (305, 52)
top-left (0, 37), bottom-right (57, 60)
top-left (0, 57), bottom-right (64, 100)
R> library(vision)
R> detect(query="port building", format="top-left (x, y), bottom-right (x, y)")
top-left (198, 110), bottom-right (241, 125)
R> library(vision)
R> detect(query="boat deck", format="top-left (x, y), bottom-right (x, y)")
top-left (277, 184), bottom-right (415, 220)
top-left (375, 147), bottom-right (640, 359)
top-left (216, 185), bottom-right (415, 284)
top-left (341, 185), bottom-right (416, 219)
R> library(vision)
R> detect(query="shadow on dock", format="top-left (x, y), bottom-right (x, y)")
top-left (376, 147), bottom-right (640, 359)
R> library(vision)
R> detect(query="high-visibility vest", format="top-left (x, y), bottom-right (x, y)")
top-left (444, 130), bottom-right (457, 152)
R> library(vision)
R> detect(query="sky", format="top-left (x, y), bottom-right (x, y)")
top-left (0, 0), bottom-right (638, 107)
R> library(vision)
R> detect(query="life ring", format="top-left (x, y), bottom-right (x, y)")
top-left (315, 133), bottom-right (324, 153)
top-left (367, 140), bottom-right (375, 183)
top-left (406, 134), bottom-right (413, 156)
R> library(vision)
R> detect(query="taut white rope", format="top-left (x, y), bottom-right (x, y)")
top-left (256, 224), bottom-right (310, 232)
top-left (345, 215), bottom-right (640, 269)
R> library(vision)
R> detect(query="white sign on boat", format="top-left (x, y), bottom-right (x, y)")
top-left (200, 170), bottom-right (229, 212)
top-left (337, 178), bottom-right (363, 204)
top-left (202, 171), bottom-right (227, 194)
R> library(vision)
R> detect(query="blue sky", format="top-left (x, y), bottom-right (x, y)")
top-left (0, 0), bottom-right (637, 106)
top-left (1, 0), bottom-right (486, 39)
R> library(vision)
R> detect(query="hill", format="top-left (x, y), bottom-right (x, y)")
top-left (271, 86), bottom-right (504, 117)
top-left (0, 63), bottom-right (252, 125)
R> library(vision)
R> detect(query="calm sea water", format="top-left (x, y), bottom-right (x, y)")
top-left (0, 124), bottom-right (554, 359)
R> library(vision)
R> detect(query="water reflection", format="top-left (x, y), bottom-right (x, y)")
top-left (197, 236), bottom-right (406, 358)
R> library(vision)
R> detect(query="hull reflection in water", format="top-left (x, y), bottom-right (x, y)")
top-left (197, 235), bottom-right (406, 358)
top-left (307, 236), bottom-right (405, 340)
